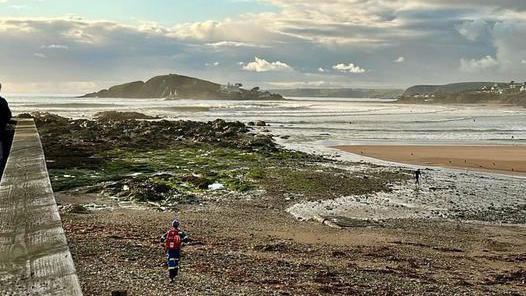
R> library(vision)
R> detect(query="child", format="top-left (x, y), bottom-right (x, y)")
top-left (160, 219), bottom-right (189, 282)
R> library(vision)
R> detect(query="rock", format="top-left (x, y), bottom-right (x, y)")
top-left (208, 183), bottom-right (225, 191)
top-left (255, 120), bottom-right (267, 127)
top-left (33, 113), bottom-right (277, 155)
top-left (253, 242), bottom-right (290, 252)
top-left (94, 111), bottom-right (159, 121)
top-left (182, 175), bottom-right (212, 190)
top-left (18, 113), bottom-right (34, 119)
top-left (63, 204), bottom-right (90, 214)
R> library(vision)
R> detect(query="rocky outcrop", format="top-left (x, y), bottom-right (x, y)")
top-left (81, 74), bottom-right (284, 100)
top-left (94, 111), bottom-right (159, 121)
top-left (28, 112), bottom-right (277, 161)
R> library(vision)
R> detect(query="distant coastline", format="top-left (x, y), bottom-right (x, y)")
top-left (269, 88), bottom-right (403, 99)
top-left (396, 81), bottom-right (526, 107)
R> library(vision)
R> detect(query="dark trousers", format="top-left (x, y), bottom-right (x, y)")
top-left (0, 140), bottom-right (6, 177)
top-left (167, 248), bottom-right (181, 280)
top-left (1, 127), bottom-right (14, 177)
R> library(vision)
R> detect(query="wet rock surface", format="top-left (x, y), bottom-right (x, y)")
top-left (93, 111), bottom-right (159, 121)
top-left (31, 112), bottom-right (276, 157)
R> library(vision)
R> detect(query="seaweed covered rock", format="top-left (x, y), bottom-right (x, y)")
top-left (94, 111), bottom-right (159, 121)
top-left (33, 112), bottom-right (277, 162)
top-left (31, 112), bottom-right (70, 127)
top-left (101, 178), bottom-right (198, 204)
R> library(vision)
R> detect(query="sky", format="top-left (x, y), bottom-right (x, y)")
top-left (1, 0), bottom-right (526, 94)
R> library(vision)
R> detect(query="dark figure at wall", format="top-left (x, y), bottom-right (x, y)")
top-left (0, 83), bottom-right (13, 176)
top-left (414, 169), bottom-right (422, 185)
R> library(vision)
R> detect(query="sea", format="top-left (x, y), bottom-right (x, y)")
top-left (8, 95), bottom-right (526, 146)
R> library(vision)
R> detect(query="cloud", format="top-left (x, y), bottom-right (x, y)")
top-left (2, 1), bottom-right (526, 93)
top-left (242, 57), bottom-right (293, 72)
top-left (206, 41), bottom-right (267, 48)
top-left (491, 21), bottom-right (526, 73)
top-left (267, 80), bottom-right (343, 88)
top-left (41, 44), bottom-right (69, 50)
top-left (33, 52), bottom-right (46, 59)
top-left (205, 61), bottom-right (220, 67)
top-left (332, 63), bottom-right (366, 73)
top-left (460, 55), bottom-right (498, 72)
top-left (318, 67), bottom-right (326, 72)
top-left (0, 17), bottom-right (194, 90)
top-left (457, 19), bottom-right (489, 41)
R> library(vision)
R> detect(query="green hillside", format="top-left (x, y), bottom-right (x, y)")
top-left (399, 82), bottom-right (526, 106)
top-left (402, 82), bottom-right (509, 96)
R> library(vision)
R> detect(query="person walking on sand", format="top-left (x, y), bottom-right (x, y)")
top-left (161, 219), bottom-right (189, 283)
top-left (414, 169), bottom-right (422, 185)
top-left (0, 83), bottom-right (13, 175)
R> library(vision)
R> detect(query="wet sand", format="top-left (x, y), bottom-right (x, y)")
top-left (335, 145), bottom-right (526, 176)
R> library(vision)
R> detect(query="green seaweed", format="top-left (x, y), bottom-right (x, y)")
top-left (48, 142), bottom-right (409, 203)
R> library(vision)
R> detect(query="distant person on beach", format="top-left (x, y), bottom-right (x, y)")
top-left (414, 169), bottom-right (422, 185)
top-left (0, 83), bottom-right (13, 175)
top-left (160, 219), bottom-right (189, 283)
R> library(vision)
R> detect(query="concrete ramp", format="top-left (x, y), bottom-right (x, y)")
top-left (0, 119), bottom-right (82, 295)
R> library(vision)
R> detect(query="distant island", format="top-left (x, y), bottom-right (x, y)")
top-left (398, 81), bottom-right (526, 106)
top-left (269, 88), bottom-right (403, 99)
top-left (81, 74), bottom-right (284, 100)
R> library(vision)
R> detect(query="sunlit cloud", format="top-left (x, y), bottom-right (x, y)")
top-left (332, 63), bottom-right (366, 74)
top-left (242, 57), bottom-right (293, 72)
top-left (41, 44), bottom-right (69, 50)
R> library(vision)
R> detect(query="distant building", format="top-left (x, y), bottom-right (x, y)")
top-left (480, 81), bottom-right (526, 95)
top-left (221, 82), bottom-right (243, 94)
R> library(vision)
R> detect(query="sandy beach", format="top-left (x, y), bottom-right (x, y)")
top-left (335, 145), bottom-right (526, 176)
